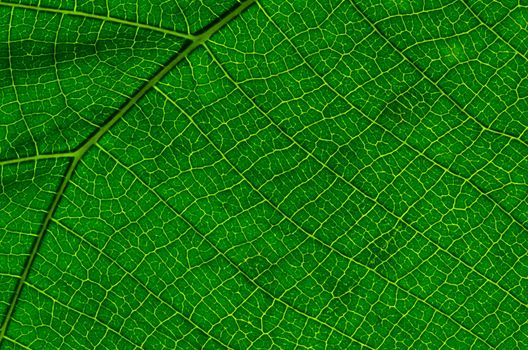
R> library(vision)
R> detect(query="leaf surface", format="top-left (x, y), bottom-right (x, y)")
top-left (0, 0), bottom-right (527, 349)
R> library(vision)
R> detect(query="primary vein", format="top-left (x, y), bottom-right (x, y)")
top-left (0, 0), bottom-right (258, 343)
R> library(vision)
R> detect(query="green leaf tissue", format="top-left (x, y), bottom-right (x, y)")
top-left (0, 0), bottom-right (527, 349)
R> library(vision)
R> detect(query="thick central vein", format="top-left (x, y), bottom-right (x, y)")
top-left (0, 0), bottom-right (257, 343)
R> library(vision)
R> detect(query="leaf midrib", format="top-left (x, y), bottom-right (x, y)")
top-left (0, 0), bottom-right (257, 343)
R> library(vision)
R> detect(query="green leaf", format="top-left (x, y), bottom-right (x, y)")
top-left (1, 0), bottom-right (527, 348)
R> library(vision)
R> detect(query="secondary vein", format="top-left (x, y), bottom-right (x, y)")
top-left (0, 1), bottom-right (194, 40)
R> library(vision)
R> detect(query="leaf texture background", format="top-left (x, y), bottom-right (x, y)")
top-left (0, 0), bottom-right (527, 348)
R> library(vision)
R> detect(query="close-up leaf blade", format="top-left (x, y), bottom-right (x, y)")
top-left (0, 0), bottom-right (527, 349)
